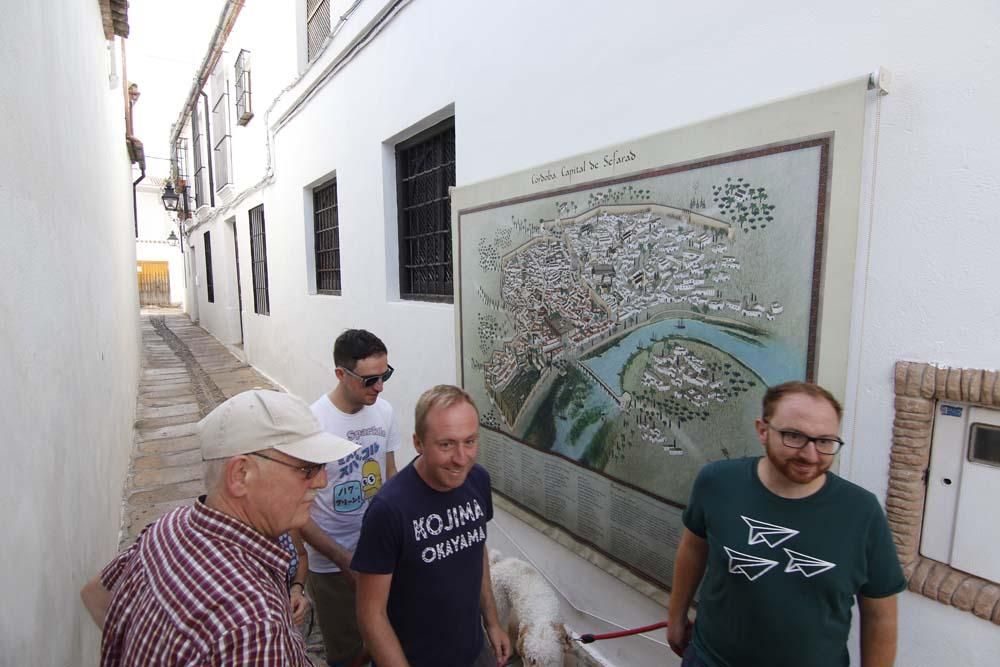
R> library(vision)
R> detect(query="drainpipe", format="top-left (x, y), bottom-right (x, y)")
top-left (200, 91), bottom-right (216, 207)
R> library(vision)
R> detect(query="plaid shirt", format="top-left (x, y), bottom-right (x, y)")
top-left (99, 500), bottom-right (310, 666)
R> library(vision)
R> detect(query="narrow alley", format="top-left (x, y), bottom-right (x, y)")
top-left (123, 311), bottom-right (326, 665)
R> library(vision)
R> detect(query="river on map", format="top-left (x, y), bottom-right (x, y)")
top-left (583, 318), bottom-right (801, 394)
top-left (549, 317), bottom-right (802, 460)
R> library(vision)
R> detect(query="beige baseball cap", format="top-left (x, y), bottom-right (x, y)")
top-left (199, 390), bottom-right (358, 463)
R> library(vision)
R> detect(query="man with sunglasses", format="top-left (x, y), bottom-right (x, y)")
top-left (301, 329), bottom-right (400, 667)
top-left (667, 381), bottom-right (905, 667)
top-left (80, 390), bottom-right (358, 665)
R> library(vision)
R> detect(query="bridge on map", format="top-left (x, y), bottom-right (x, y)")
top-left (572, 359), bottom-right (627, 407)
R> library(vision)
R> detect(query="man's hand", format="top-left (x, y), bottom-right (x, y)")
top-left (289, 587), bottom-right (310, 626)
top-left (300, 518), bottom-right (355, 577)
top-left (667, 528), bottom-right (707, 657)
top-left (486, 621), bottom-right (512, 666)
top-left (357, 572), bottom-right (410, 667)
top-left (81, 576), bottom-right (112, 630)
top-left (666, 619), bottom-right (692, 658)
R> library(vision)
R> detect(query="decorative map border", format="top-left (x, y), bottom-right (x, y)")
top-left (457, 137), bottom-right (832, 511)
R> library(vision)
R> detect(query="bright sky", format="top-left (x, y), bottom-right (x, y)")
top-left (127, 0), bottom-right (227, 179)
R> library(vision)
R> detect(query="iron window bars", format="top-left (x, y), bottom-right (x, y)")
top-left (204, 230), bottom-right (215, 303)
top-left (396, 117), bottom-right (456, 302)
top-left (248, 204), bottom-right (270, 315)
top-left (235, 49), bottom-right (253, 126)
top-left (313, 179), bottom-right (342, 295)
top-left (306, 0), bottom-right (331, 62)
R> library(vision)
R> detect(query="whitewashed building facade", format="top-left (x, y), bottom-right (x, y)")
top-left (169, 1), bottom-right (1000, 664)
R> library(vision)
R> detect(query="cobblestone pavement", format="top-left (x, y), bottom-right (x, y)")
top-left (121, 311), bottom-right (327, 665)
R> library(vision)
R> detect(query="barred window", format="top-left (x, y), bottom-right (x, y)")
top-left (313, 179), bottom-right (341, 295)
top-left (173, 137), bottom-right (188, 182)
top-left (204, 231), bottom-right (215, 303)
top-left (248, 204), bottom-right (270, 315)
top-left (234, 49), bottom-right (253, 126)
top-left (306, 0), bottom-right (331, 62)
top-left (211, 66), bottom-right (232, 190)
top-left (192, 110), bottom-right (206, 208)
top-left (396, 118), bottom-right (455, 302)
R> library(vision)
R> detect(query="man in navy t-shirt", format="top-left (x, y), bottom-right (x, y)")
top-left (352, 385), bottom-right (511, 667)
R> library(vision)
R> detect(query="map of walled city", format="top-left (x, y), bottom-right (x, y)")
top-left (459, 139), bottom-right (829, 510)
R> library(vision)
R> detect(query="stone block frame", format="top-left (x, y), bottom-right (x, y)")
top-left (889, 361), bottom-right (1000, 625)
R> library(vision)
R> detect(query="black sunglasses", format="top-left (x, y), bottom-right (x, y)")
top-left (340, 364), bottom-right (394, 388)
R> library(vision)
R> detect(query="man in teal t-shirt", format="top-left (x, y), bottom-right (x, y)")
top-left (667, 381), bottom-right (905, 667)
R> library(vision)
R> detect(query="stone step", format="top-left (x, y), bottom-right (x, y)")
top-left (127, 479), bottom-right (204, 506)
top-left (133, 448), bottom-right (202, 470)
top-left (131, 463), bottom-right (202, 490)
top-left (136, 422), bottom-right (198, 442)
top-left (135, 413), bottom-right (200, 430)
top-left (137, 403), bottom-right (199, 419)
top-left (137, 434), bottom-right (199, 455)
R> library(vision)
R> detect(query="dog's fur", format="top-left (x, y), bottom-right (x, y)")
top-left (490, 550), bottom-right (575, 666)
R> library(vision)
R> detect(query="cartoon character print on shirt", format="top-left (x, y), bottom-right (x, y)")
top-left (724, 515), bottom-right (836, 582)
top-left (361, 459), bottom-right (383, 499)
top-left (330, 432), bottom-right (386, 514)
top-left (333, 480), bottom-right (365, 513)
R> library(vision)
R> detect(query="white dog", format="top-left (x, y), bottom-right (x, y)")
top-left (489, 550), bottom-right (575, 666)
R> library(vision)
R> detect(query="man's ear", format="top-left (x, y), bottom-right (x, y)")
top-left (412, 433), bottom-right (423, 455)
top-left (224, 455), bottom-right (252, 497)
top-left (754, 418), bottom-right (768, 447)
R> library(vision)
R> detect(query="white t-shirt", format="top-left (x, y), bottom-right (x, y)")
top-left (307, 394), bottom-right (400, 573)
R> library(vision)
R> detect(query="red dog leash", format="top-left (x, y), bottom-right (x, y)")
top-left (576, 620), bottom-right (668, 643)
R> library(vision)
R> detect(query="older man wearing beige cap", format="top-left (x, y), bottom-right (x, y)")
top-left (80, 390), bottom-right (358, 666)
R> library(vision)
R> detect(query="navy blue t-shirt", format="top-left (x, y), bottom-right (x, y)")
top-left (351, 461), bottom-right (493, 667)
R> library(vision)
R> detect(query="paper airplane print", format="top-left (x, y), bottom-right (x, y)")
top-left (724, 547), bottom-right (780, 581)
top-left (783, 548), bottom-right (836, 577)
top-left (741, 515), bottom-right (799, 548)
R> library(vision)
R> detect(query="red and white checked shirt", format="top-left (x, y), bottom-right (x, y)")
top-left (99, 500), bottom-right (310, 666)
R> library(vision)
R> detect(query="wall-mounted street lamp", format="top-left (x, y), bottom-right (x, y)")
top-left (167, 230), bottom-right (178, 243)
top-left (161, 182), bottom-right (180, 212)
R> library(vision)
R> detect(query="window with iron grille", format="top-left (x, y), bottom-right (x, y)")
top-left (306, 0), bottom-right (331, 62)
top-left (211, 66), bottom-right (232, 191)
top-left (248, 204), bottom-right (270, 315)
top-left (234, 49), bottom-right (253, 126)
top-left (192, 110), bottom-right (206, 208)
top-left (313, 179), bottom-right (341, 295)
top-left (396, 118), bottom-right (456, 302)
top-left (172, 138), bottom-right (188, 182)
top-left (204, 231), bottom-right (215, 303)
top-left (171, 137), bottom-right (191, 219)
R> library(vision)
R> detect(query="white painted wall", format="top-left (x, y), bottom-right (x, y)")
top-left (0, 3), bottom-right (141, 664)
top-left (181, 0), bottom-right (1000, 663)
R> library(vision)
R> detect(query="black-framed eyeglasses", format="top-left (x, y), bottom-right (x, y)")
top-left (340, 364), bottom-right (394, 388)
top-left (249, 452), bottom-right (325, 479)
top-left (763, 421), bottom-right (845, 456)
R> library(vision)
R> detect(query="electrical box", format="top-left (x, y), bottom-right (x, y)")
top-left (921, 402), bottom-right (1000, 583)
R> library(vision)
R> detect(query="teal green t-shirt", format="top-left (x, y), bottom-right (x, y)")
top-left (684, 457), bottom-right (905, 667)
